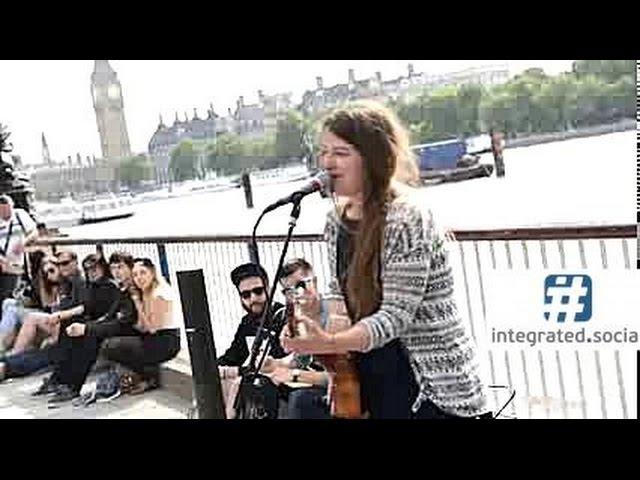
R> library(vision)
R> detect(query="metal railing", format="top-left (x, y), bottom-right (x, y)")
top-left (39, 223), bottom-right (637, 419)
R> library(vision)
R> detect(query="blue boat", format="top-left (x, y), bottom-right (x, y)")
top-left (411, 137), bottom-right (495, 185)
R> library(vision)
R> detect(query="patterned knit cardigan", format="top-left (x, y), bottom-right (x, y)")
top-left (324, 195), bottom-right (488, 417)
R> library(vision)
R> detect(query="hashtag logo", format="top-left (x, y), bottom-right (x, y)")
top-left (544, 275), bottom-right (592, 323)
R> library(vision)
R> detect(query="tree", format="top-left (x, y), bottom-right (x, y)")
top-left (423, 85), bottom-right (459, 140)
top-left (0, 123), bottom-right (15, 182)
top-left (119, 154), bottom-right (153, 189)
top-left (0, 123), bottom-right (13, 157)
top-left (572, 60), bottom-right (636, 84)
top-left (169, 140), bottom-right (199, 181)
top-left (456, 84), bottom-right (484, 136)
top-left (275, 110), bottom-right (305, 158)
top-left (504, 73), bottom-right (544, 133)
top-left (479, 87), bottom-right (519, 136)
top-left (408, 121), bottom-right (434, 144)
top-left (245, 135), bottom-right (276, 157)
top-left (571, 75), bottom-right (610, 127)
top-left (205, 133), bottom-right (245, 175)
top-left (608, 74), bottom-right (635, 119)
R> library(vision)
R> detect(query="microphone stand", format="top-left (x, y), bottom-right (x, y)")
top-left (234, 194), bottom-right (303, 416)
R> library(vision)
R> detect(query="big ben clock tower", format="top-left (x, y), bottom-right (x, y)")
top-left (91, 60), bottom-right (132, 160)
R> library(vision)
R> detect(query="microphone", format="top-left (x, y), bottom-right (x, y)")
top-left (263, 171), bottom-right (331, 213)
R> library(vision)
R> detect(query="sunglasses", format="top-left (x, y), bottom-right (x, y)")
top-left (239, 286), bottom-right (266, 300)
top-left (282, 277), bottom-right (314, 297)
top-left (57, 260), bottom-right (73, 267)
top-left (133, 257), bottom-right (155, 268)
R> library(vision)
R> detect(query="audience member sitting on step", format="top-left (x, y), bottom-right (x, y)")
top-left (98, 258), bottom-right (181, 396)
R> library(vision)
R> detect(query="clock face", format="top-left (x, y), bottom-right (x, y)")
top-left (107, 84), bottom-right (120, 100)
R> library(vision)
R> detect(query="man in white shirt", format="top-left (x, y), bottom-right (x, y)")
top-left (0, 194), bottom-right (38, 302)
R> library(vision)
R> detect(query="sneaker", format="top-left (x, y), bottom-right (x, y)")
top-left (96, 387), bottom-right (121, 403)
top-left (47, 385), bottom-right (80, 407)
top-left (32, 375), bottom-right (59, 396)
top-left (73, 390), bottom-right (97, 407)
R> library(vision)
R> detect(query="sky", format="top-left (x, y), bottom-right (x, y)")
top-left (0, 60), bottom-right (576, 166)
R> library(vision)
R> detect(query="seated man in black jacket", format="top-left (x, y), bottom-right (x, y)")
top-left (56, 251), bottom-right (145, 405)
top-left (218, 263), bottom-right (287, 370)
top-left (42, 252), bottom-right (123, 405)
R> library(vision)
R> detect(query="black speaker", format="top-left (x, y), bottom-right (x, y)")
top-left (177, 270), bottom-right (226, 419)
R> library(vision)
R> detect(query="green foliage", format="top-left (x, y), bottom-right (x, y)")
top-left (572, 60), bottom-right (636, 83)
top-left (276, 110), bottom-right (306, 157)
top-left (118, 154), bottom-right (153, 188)
top-left (0, 123), bottom-right (13, 155)
top-left (388, 60), bottom-right (635, 140)
top-left (169, 139), bottom-right (199, 181)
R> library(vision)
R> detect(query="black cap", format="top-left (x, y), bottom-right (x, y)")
top-left (230, 262), bottom-right (268, 288)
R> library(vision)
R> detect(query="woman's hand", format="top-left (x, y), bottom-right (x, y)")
top-left (281, 314), bottom-right (336, 355)
top-left (259, 356), bottom-right (277, 373)
top-left (128, 285), bottom-right (142, 302)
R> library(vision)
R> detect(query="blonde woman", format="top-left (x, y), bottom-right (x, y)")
top-left (101, 258), bottom-right (181, 394)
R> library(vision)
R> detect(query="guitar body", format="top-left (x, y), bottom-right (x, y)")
top-left (318, 296), bottom-right (363, 419)
top-left (317, 353), bottom-right (362, 419)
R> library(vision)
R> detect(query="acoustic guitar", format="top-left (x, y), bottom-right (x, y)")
top-left (287, 295), bottom-right (362, 418)
top-left (315, 296), bottom-right (362, 419)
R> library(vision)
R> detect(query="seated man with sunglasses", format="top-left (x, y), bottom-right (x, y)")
top-left (0, 249), bottom-right (87, 385)
top-left (218, 262), bottom-right (292, 418)
top-left (218, 263), bottom-right (287, 370)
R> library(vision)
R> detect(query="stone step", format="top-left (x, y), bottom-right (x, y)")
top-left (161, 355), bottom-right (194, 405)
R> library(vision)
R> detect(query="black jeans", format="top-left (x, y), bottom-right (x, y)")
top-left (102, 329), bottom-right (180, 383)
top-left (357, 339), bottom-right (463, 419)
top-left (287, 387), bottom-right (331, 419)
top-left (53, 322), bottom-right (141, 393)
top-left (4, 346), bottom-right (54, 378)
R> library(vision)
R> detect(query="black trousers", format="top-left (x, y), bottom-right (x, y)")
top-left (357, 339), bottom-right (465, 419)
top-left (101, 329), bottom-right (180, 382)
top-left (53, 322), bottom-right (141, 393)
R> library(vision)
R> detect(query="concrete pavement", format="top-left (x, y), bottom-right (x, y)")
top-left (0, 371), bottom-right (193, 419)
